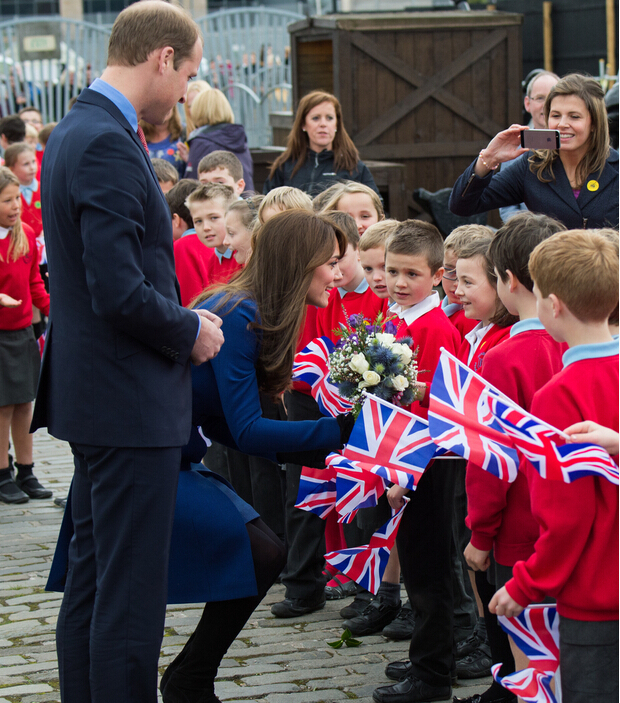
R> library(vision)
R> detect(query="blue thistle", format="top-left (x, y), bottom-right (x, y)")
top-left (401, 387), bottom-right (415, 406)
top-left (338, 381), bottom-right (358, 398)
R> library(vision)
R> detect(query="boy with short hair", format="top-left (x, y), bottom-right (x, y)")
top-left (359, 219), bottom-right (399, 300)
top-left (197, 150), bottom-right (246, 196)
top-left (442, 225), bottom-right (491, 338)
top-left (186, 183), bottom-right (241, 289)
top-left (152, 158), bottom-right (179, 193)
top-left (4, 142), bottom-right (42, 238)
top-left (490, 229), bottom-right (619, 703)
top-left (258, 186), bottom-right (313, 223)
top-left (374, 221), bottom-right (462, 703)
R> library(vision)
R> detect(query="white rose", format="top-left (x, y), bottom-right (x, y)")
top-left (391, 375), bottom-right (409, 392)
top-left (349, 353), bottom-right (370, 374)
top-left (360, 370), bottom-right (381, 387)
top-left (375, 333), bottom-right (396, 347)
top-left (392, 343), bottom-right (413, 365)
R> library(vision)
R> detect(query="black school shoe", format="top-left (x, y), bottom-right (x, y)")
top-left (342, 598), bottom-right (401, 636)
top-left (15, 474), bottom-right (52, 499)
top-left (373, 676), bottom-right (452, 703)
top-left (270, 594), bottom-right (326, 618)
top-left (455, 641), bottom-right (492, 679)
top-left (382, 601), bottom-right (415, 640)
top-left (386, 660), bottom-right (458, 686)
top-left (453, 693), bottom-right (516, 703)
top-left (339, 593), bottom-right (373, 619)
top-left (0, 476), bottom-right (29, 504)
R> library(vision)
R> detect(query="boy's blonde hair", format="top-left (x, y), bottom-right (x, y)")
top-left (186, 182), bottom-right (236, 210)
top-left (3, 141), bottom-right (35, 168)
top-left (320, 180), bottom-right (384, 220)
top-left (385, 220), bottom-right (444, 274)
top-left (258, 186), bottom-right (312, 222)
top-left (444, 224), bottom-right (494, 257)
top-left (529, 230), bottom-right (619, 323)
top-left (359, 219), bottom-right (399, 252)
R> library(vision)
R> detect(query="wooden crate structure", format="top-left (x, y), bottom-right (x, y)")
top-left (289, 11), bottom-right (523, 214)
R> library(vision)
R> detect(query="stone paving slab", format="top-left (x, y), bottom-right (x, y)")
top-left (0, 430), bottom-right (490, 702)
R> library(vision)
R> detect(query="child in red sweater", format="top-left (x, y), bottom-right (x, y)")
top-left (461, 212), bottom-right (567, 703)
top-left (375, 221), bottom-right (462, 703)
top-left (359, 219), bottom-right (398, 301)
top-left (490, 230), bottom-right (619, 703)
top-left (0, 167), bottom-right (51, 504)
top-left (4, 143), bottom-right (42, 239)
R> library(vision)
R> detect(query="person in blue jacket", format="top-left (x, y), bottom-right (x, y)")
top-left (263, 90), bottom-right (379, 197)
top-left (449, 74), bottom-right (618, 230)
top-left (160, 209), bottom-right (353, 703)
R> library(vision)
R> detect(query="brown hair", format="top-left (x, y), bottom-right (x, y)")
top-left (320, 180), bottom-right (384, 221)
top-left (321, 210), bottom-right (359, 248)
top-left (258, 186), bottom-right (313, 223)
top-left (3, 141), bottom-right (35, 168)
top-left (0, 167), bottom-right (28, 262)
top-left (165, 178), bottom-right (201, 228)
top-left (191, 88), bottom-right (234, 128)
top-left (268, 91), bottom-right (361, 180)
top-left (458, 232), bottom-right (518, 327)
top-left (226, 194), bottom-right (264, 232)
top-left (107, 0), bottom-right (201, 70)
top-left (38, 122), bottom-right (56, 146)
top-left (151, 158), bottom-right (179, 186)
top-left (195, 210), bottom-right (347, 398)
top-left (198, 150), bottom-right (243, 182)
top-left (359, 219), bottom-right (399, 252)
top-left (140, 106), bottom-right (183, 142)
top-left (530, 229), bottom-right (619, 322)
top-left (186, 182), bottom-right (236, 210)
top-left (530, 74), bottom-right (610, 188)
top-left (444, 224), bottom-right (494, 258)
top-left (488, 212), bottom-right (566, 291)
top-left (386, 220), bottom-right (445, 274)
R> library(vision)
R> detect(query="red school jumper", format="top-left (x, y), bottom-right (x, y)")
top-left (0, 223), bottom-right (49, 330)
top-left (204, 248), bottom-right (243, 288)
top-left (506, 343), bottom-right (619, 622)
top-left (20, 181), bottom-right (43, 238)
top-left (456, 322), bottom-right (512, 374)
top-left (173, 234), bottom-right (214, 308)
top-left (441, 298), bottom-right (477, 339)
top-left (466, 320), bottom-right (565, 566)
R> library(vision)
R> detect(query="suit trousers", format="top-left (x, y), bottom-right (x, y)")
top-left (57, 443), bottom-right (181, 703)
top-left (397, 458), bottom-right (459, 687)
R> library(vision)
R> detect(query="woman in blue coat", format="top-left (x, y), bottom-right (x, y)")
top-left (449, 74), bottom-right (618, 229)
top-left (160, 209), bottom-right (351, 703)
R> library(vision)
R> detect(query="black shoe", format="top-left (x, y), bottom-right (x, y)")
top-left (373, 675), bottom-right (452, 703)
top-left (453, 694), bottom-right (516, 703)
top-left (161, 678), bottom-right (221, 703)
top-left (385, 660), bottom-right (413, 682)
top-left (456, 618), bottom-right (487, 658)
top-left (15, 474), bottom-right (52, 499)
top-left (340, 594), bottom-right (373, 619)
top-left (271, 594), bottom-right (326, 618)
top-left (53, 497), bottom-right (67, 509)
top-left (382, 601), bottom-right (415, 640)
top-left (456, 642), bottom-right (492, 679)
top-left (0, 476), bottom-right (29, 504)
top-left (343, 598), bottom-right (401, 636)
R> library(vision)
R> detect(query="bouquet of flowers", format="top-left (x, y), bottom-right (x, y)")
top-left (329, 314), bottom-right (418, 418)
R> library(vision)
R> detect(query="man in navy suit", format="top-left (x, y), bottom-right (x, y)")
top-left (32, 3), bottom-right (224, 701)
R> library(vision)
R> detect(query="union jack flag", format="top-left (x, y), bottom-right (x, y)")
top-left (326, 453), bottom-right (386, 523)
top-left (341, 395), bottom-right (437, 489)
top-left (492, 665), bottom-right (556, 703)
top-left (292, 337), bottom-right (354, 417)
top-left (498, 606), bottom-right (560, 674)
top-left (489, 395), bottom-right (620, 485)
top-left (428, 349), bottom-right (520, 482)
top-left (325, 497), bottom-right (409, 594)
top-left (294, 465), bottom-right (337, 518)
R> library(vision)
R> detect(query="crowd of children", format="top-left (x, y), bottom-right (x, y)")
top-left (1, 101), bottom-right (617, 703)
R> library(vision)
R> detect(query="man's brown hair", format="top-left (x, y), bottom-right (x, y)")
top-left (529, 230), bottom-right (619, 322)
top-left (107, 0), bottom-right (201, 69)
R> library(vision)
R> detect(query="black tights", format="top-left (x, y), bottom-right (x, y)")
top-left (475, 570), bottom-right (516, 702)
top-left (161, 518), bottom-right (286, 702)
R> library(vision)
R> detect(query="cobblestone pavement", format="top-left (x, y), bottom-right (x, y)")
top-left (1, 430), bottom-right (491, 703)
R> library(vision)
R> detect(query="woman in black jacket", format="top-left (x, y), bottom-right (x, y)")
top-left (264, 90), bottom-right (378, 197)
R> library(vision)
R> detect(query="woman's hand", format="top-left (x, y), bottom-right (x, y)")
top-left (464, 542), bottom-right (490, 572)
top-left (564, 421), bottom-right (619, 456)
top-left (176, 141), bottom-right (189, 163)
top-left (387, 484), bottom-right (409, 511)
top-left (475, 124), bottom-right (530, 177)
top-left (489, 586), bottom-right (525, 618)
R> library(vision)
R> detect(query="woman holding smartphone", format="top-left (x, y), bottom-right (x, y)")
top-left (449, 74), bottom-right (618, 229)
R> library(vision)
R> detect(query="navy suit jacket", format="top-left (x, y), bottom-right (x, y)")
top-left (449, 150), bottom-right (619, 230)
top-left (32, 89), bottom-right (199, 447)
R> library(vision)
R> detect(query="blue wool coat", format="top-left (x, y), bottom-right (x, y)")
top-left (449, 150), bottom-right (619, 229)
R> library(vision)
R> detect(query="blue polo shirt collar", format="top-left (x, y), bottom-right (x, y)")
top-left (338, 277), bottom-right (369, 298)
top-left (563, 339), bottom-right (619, 367)
top-left (510, 318), bottom-right (545, 337)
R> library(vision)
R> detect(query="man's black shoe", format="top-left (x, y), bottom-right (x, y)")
top-left (271, 595), bottom-right (326, 618)
top-left (343, 598), bottom-right (401, 636)
top-left (456, 641), bottom-right (492, 679)
top-left (453, 693), bottom-right (516, 702)
top-left (382, 601), bottom-right (415, 640)
top-left (385, 660), bottom-right (456, 686)
top-left (373, 675), bottom-right (452, 703)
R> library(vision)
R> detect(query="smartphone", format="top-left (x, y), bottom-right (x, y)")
top-left (521, 129), bottom-right (560, 150)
